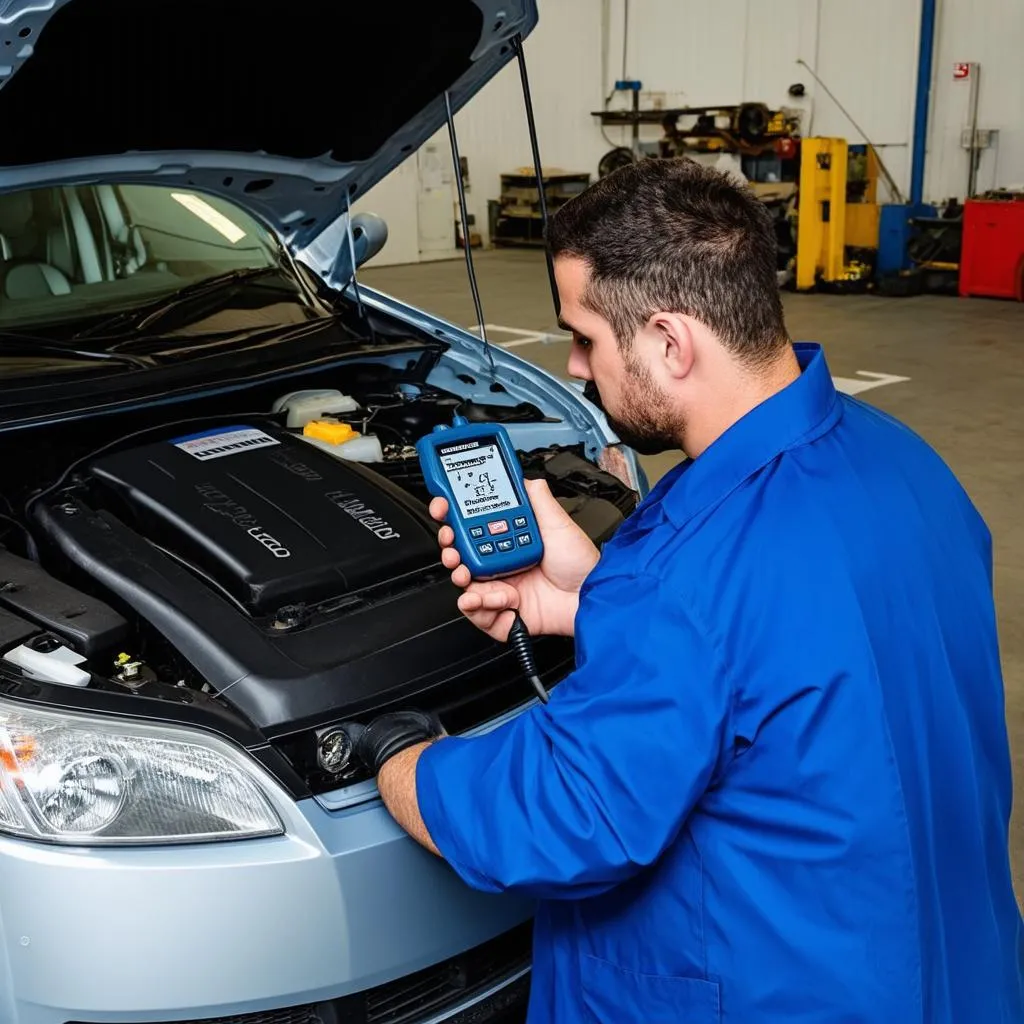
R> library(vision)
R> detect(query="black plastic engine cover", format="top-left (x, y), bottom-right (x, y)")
top-left (86, 424), bottom-right (439, 616)
top-left (33, 493), bottom-right (506, 733)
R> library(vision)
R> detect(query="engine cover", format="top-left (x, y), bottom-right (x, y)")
top-left (86, 425), bottom-right (438, 615)
top-left (31, 422), bottom-right (510, 733)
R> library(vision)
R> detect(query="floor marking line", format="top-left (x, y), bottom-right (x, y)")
top-left (471, 325), bottom-right (913, 398)
top-left (469, 324), bottom-right (570, 347)
top-left (832, 372), bottom-right (912, 396)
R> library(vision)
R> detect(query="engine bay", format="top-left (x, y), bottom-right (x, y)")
top-left (0, 364), bottom-right (638, 794)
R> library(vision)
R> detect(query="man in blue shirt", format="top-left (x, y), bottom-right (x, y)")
top-left (353, 158), bottom-right (1023, 1022)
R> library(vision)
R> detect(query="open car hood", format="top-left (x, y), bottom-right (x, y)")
top-left (0, 0), bottom-right (537, 257)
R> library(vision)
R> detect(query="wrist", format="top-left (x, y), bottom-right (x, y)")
top-left (354, 710), bottom-right (445, 776)
top-left (558, 549), bottom-right (598, 636)
top-left (548, 590), bottom-right (583, 637)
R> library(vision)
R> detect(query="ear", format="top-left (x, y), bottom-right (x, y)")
top-left (648, 313), bottom-right (695, 380)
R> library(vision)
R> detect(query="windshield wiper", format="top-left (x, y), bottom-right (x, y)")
top-left (0, 331), bottom-right (149, 370)
top-left (73, 266), bottom-right (289, 341)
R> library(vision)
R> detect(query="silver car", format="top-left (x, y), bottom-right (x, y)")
top-left (0, 1), bottom-right (645, 1021)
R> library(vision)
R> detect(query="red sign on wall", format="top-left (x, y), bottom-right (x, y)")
top-left (953, 63), bottom-right (971, 80)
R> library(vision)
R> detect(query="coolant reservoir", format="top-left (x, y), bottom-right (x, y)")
top-left (299, 424), bottom-right (384, 463)
top-left (273, 389), bottom-right (359, 429)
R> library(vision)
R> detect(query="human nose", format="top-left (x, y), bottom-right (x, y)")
top-left (567, 343), bottom-right (592, 381)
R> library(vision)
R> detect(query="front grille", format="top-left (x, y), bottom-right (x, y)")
top-left (68, 921), bottom-right (532, 1024)
top-left (69, 1009), bottom-right (320, 1024)
top-left (358, 921), bottom-right (532, 1024)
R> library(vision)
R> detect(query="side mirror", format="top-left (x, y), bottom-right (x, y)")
top-left (349, 212), bottom-right (388, 267)
top-left (299, 210), bottom-right (390, 291)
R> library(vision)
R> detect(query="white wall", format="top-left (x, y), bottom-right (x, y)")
top-left (355, 1), bottom-right (608, 266)
top-left (926, 0), bottom-right (1024, 199)
top-left (357, 0), bottom-right (1024, 267)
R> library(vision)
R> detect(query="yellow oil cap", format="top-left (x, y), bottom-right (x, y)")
top-left (303, 420), bottom-right (359, 445)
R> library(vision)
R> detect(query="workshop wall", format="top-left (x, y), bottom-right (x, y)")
top-left (356, 0), bottom-right (1024, 268)
top-left (355, 3), bottom-right (608, 266)
top-left (924, 0), bottom-right (1024, 200)
top-left (598, 0), bottom-right (920, 204)
top-left (589, 0), bottom-right (1023, 202)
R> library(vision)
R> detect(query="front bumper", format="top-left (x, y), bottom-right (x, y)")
top-left (0, 793), bottom-right (533, 1023)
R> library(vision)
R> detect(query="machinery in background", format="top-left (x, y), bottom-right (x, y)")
top-left (586, 1), bottom-right (1019, 303)
top-left (794, 137), bottom-right (886, 293)
top-left (873, 201), bottom-right (962, 297)
top-left (591, 82), bottom-right (805, 280)
top-left (592, 80), bottom-right (802, 178)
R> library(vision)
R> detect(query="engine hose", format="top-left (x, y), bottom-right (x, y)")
top-left (507, 610), bottom-right (549, 704)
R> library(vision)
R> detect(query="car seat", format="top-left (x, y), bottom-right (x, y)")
top-left (0, 190), bottom-right (74, 298)
top-left (94, 185), bottom-right (148, 277)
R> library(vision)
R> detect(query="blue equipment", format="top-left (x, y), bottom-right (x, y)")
top-left (416, 415), bottom-right (543, 581)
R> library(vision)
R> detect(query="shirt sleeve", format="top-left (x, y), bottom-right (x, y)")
top-left (414, 569), bottom-right (732, 900)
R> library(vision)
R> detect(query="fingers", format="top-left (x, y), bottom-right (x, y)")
top-left (457, 602), bottom-right (517, 642)
top-left (429, 496), bottom-right (449, 523)
top-left (449, 564), bottom-right (472, 589)
top-left (524, 477), bottom-right (571, 525)
top-left (456, 581), bottom-right (518, 613)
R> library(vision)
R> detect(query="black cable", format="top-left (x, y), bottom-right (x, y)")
top-left (507, 610), bottom-right (549, 704)
top-left (0, 512), bottom-right (32, 545)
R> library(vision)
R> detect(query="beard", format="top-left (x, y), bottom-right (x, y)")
top-left (583, 357), bottom-right (684, 457)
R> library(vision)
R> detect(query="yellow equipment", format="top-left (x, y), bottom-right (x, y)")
top-left (795, 137), bottom-right (881, 291)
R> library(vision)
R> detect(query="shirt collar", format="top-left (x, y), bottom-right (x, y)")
top-left (645, 342), bottom-right (841, 529)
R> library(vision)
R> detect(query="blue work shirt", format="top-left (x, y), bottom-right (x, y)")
top-left (416, 342), bottom-right (1023, 1023)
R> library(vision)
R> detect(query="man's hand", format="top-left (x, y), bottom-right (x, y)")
top-left (430, 478), bottom-right (599, 641)
top-left (353, 710), bottom-right (445, 775)
top-left (354, 710), bottom-right (446, 856)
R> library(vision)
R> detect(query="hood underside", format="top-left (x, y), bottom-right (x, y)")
top-left (0, 0), bottom-right (536, 248)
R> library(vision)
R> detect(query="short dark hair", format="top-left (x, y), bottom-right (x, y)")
top-left (546, 157), bottom-right (789, 364)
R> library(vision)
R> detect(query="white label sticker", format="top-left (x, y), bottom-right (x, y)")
top-left (174, 428), bottom-right (280, 461)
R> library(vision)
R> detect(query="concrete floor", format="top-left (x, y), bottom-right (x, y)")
top-left (363, 249), bottom-right (1024, 900)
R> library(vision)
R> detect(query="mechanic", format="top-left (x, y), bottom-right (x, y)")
top-left (353, 158), bottom-right (1024, 1023)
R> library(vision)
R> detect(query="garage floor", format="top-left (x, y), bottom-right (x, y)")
top-left (363, 249), bottom-right (1024, 901)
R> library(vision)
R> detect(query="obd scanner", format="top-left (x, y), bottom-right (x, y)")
top-left (417, 414), bottom-right (549, 704)
top-left (416, 415), bottom-right (543, 581)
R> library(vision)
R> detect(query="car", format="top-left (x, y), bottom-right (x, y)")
top-left (0, 2), bottom-right (647, 1022)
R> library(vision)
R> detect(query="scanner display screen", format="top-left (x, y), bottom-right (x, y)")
top-left (438, 436), bottom-right (520, 519)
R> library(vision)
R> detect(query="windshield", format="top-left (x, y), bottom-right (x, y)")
top-left (0, 184), bottom-right (284, 330)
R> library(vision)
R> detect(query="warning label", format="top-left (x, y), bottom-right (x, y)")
top-left (174, 428), bottom-right (280, 461)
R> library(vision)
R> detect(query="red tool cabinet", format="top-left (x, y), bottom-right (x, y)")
top-left (958, 198), bottom-right (1024, 301)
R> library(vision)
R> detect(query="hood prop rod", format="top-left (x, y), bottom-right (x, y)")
top-left (513, 33), bottom-right (560, 318)
top-left (444, 90), bottom-right (496, 377)
top-left (343, 190), bottom-right (366, 323)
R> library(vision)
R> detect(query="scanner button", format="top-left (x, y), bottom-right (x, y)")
top-left (516, 532), bottom-right (532, 546)
top-left (469, 527), bottom-right (485, 538)
top-left (513, 516), bottom-right (528, 529)
top-left (477, 542), bottom-right (495, 555)
top-left (496, 539), bottom-right (515, 552)
top-left (487, 519), bottom-right (509, 535)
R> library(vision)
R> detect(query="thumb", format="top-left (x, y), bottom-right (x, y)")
top-left (524, 477), bottom-right (571, 527)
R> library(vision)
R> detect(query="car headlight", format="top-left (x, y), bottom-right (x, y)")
top-left (0, 700), bottom-right (284, 845)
